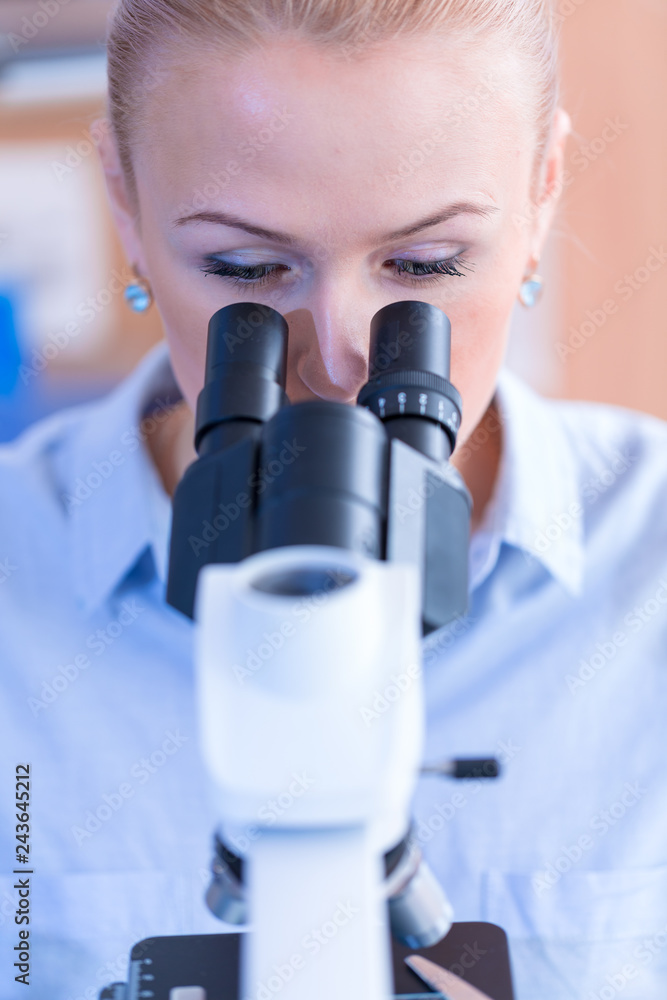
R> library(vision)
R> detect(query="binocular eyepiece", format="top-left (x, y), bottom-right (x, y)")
top-left (167, 300), bottom-right (472, 633)
top-left (195, 299), bottom-right (462, 462)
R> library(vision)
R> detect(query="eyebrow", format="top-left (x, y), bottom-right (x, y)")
top-left (172, 202), bottom-right (499, 244)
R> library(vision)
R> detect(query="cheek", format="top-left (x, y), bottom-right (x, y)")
top-left (446, 262), bottom-right (523, 442)
top-left (158, 302), bottom-right (209, 409)
top-left (140, 230), bottom-right (225, 410)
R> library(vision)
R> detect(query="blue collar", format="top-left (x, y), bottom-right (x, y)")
top-left (471, 367), bottom-right (585, 597)
top-left (64, 348), bottom-right (584, 616)
top-left (64, 341), bottom-right (182, 615)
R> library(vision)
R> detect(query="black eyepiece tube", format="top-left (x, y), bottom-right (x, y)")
top-left (167, 303), bottom-right (289, 617)
top-left (194, 302), bottom-right (289, 455)
top-left (358, 301), bottom-right (463, 463)
top-left (370, 299), bottom-right (451, 381)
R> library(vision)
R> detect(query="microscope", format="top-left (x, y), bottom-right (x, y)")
top-left (100, 300), bottom-right (514, 1000)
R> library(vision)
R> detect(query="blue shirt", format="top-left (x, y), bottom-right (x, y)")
top-left (2, 342), bottom-right (667, 1000)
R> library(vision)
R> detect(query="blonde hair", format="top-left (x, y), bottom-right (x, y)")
top-left (107, 0), bottom-right (560, 202)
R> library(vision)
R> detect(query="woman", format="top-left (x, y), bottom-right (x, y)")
top-left (2, 1), bottom-right (667, 998)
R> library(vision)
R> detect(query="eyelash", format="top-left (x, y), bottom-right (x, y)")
top-left (200, 254), bottom-right (474, 287)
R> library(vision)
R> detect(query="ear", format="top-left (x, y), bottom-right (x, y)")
top-left (530, 106), bottom-right (572, 262)
top-left (96, 119), bottom-right (147, 273)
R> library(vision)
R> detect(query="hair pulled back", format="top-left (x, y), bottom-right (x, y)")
top-left (107, 0), bottom-right (560, 200)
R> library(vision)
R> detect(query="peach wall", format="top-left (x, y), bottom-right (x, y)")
top-left (556, 0), bottom-right (667, 417)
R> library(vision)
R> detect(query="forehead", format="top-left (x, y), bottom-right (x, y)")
top-left (135, 34), bottom-right (533, 236)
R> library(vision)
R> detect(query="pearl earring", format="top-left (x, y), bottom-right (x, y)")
top-left (518, 256), bottom-right (544, 308)
top-left (124, 266), bottom-right (154, 313)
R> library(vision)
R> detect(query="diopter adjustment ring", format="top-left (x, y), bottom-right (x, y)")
top-left (358, 369), bottom-right (462, 451)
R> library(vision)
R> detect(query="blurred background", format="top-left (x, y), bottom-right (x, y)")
top-left (0, 0), bottom-right (665, 442)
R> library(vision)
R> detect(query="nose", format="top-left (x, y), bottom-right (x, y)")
top-left (284, 303), bottom-right (371, 404)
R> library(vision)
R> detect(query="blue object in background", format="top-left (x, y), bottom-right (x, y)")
top-left (0, 293), bottom-right (21, 396)
top-left (0, 290), bottom-right (34, 441)
top-left (0, 291), bottom-right (116, 444)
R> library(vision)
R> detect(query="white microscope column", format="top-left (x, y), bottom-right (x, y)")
top-left (195, 546), bottom-right (424, 1000)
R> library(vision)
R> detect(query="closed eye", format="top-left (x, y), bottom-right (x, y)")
top-left (200, 254), bottom-right (475, 287)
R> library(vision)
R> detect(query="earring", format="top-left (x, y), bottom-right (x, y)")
top-left (518, 256), bottom-right (544, 309)
top-left (124, 266), bottom-right (154, 313)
